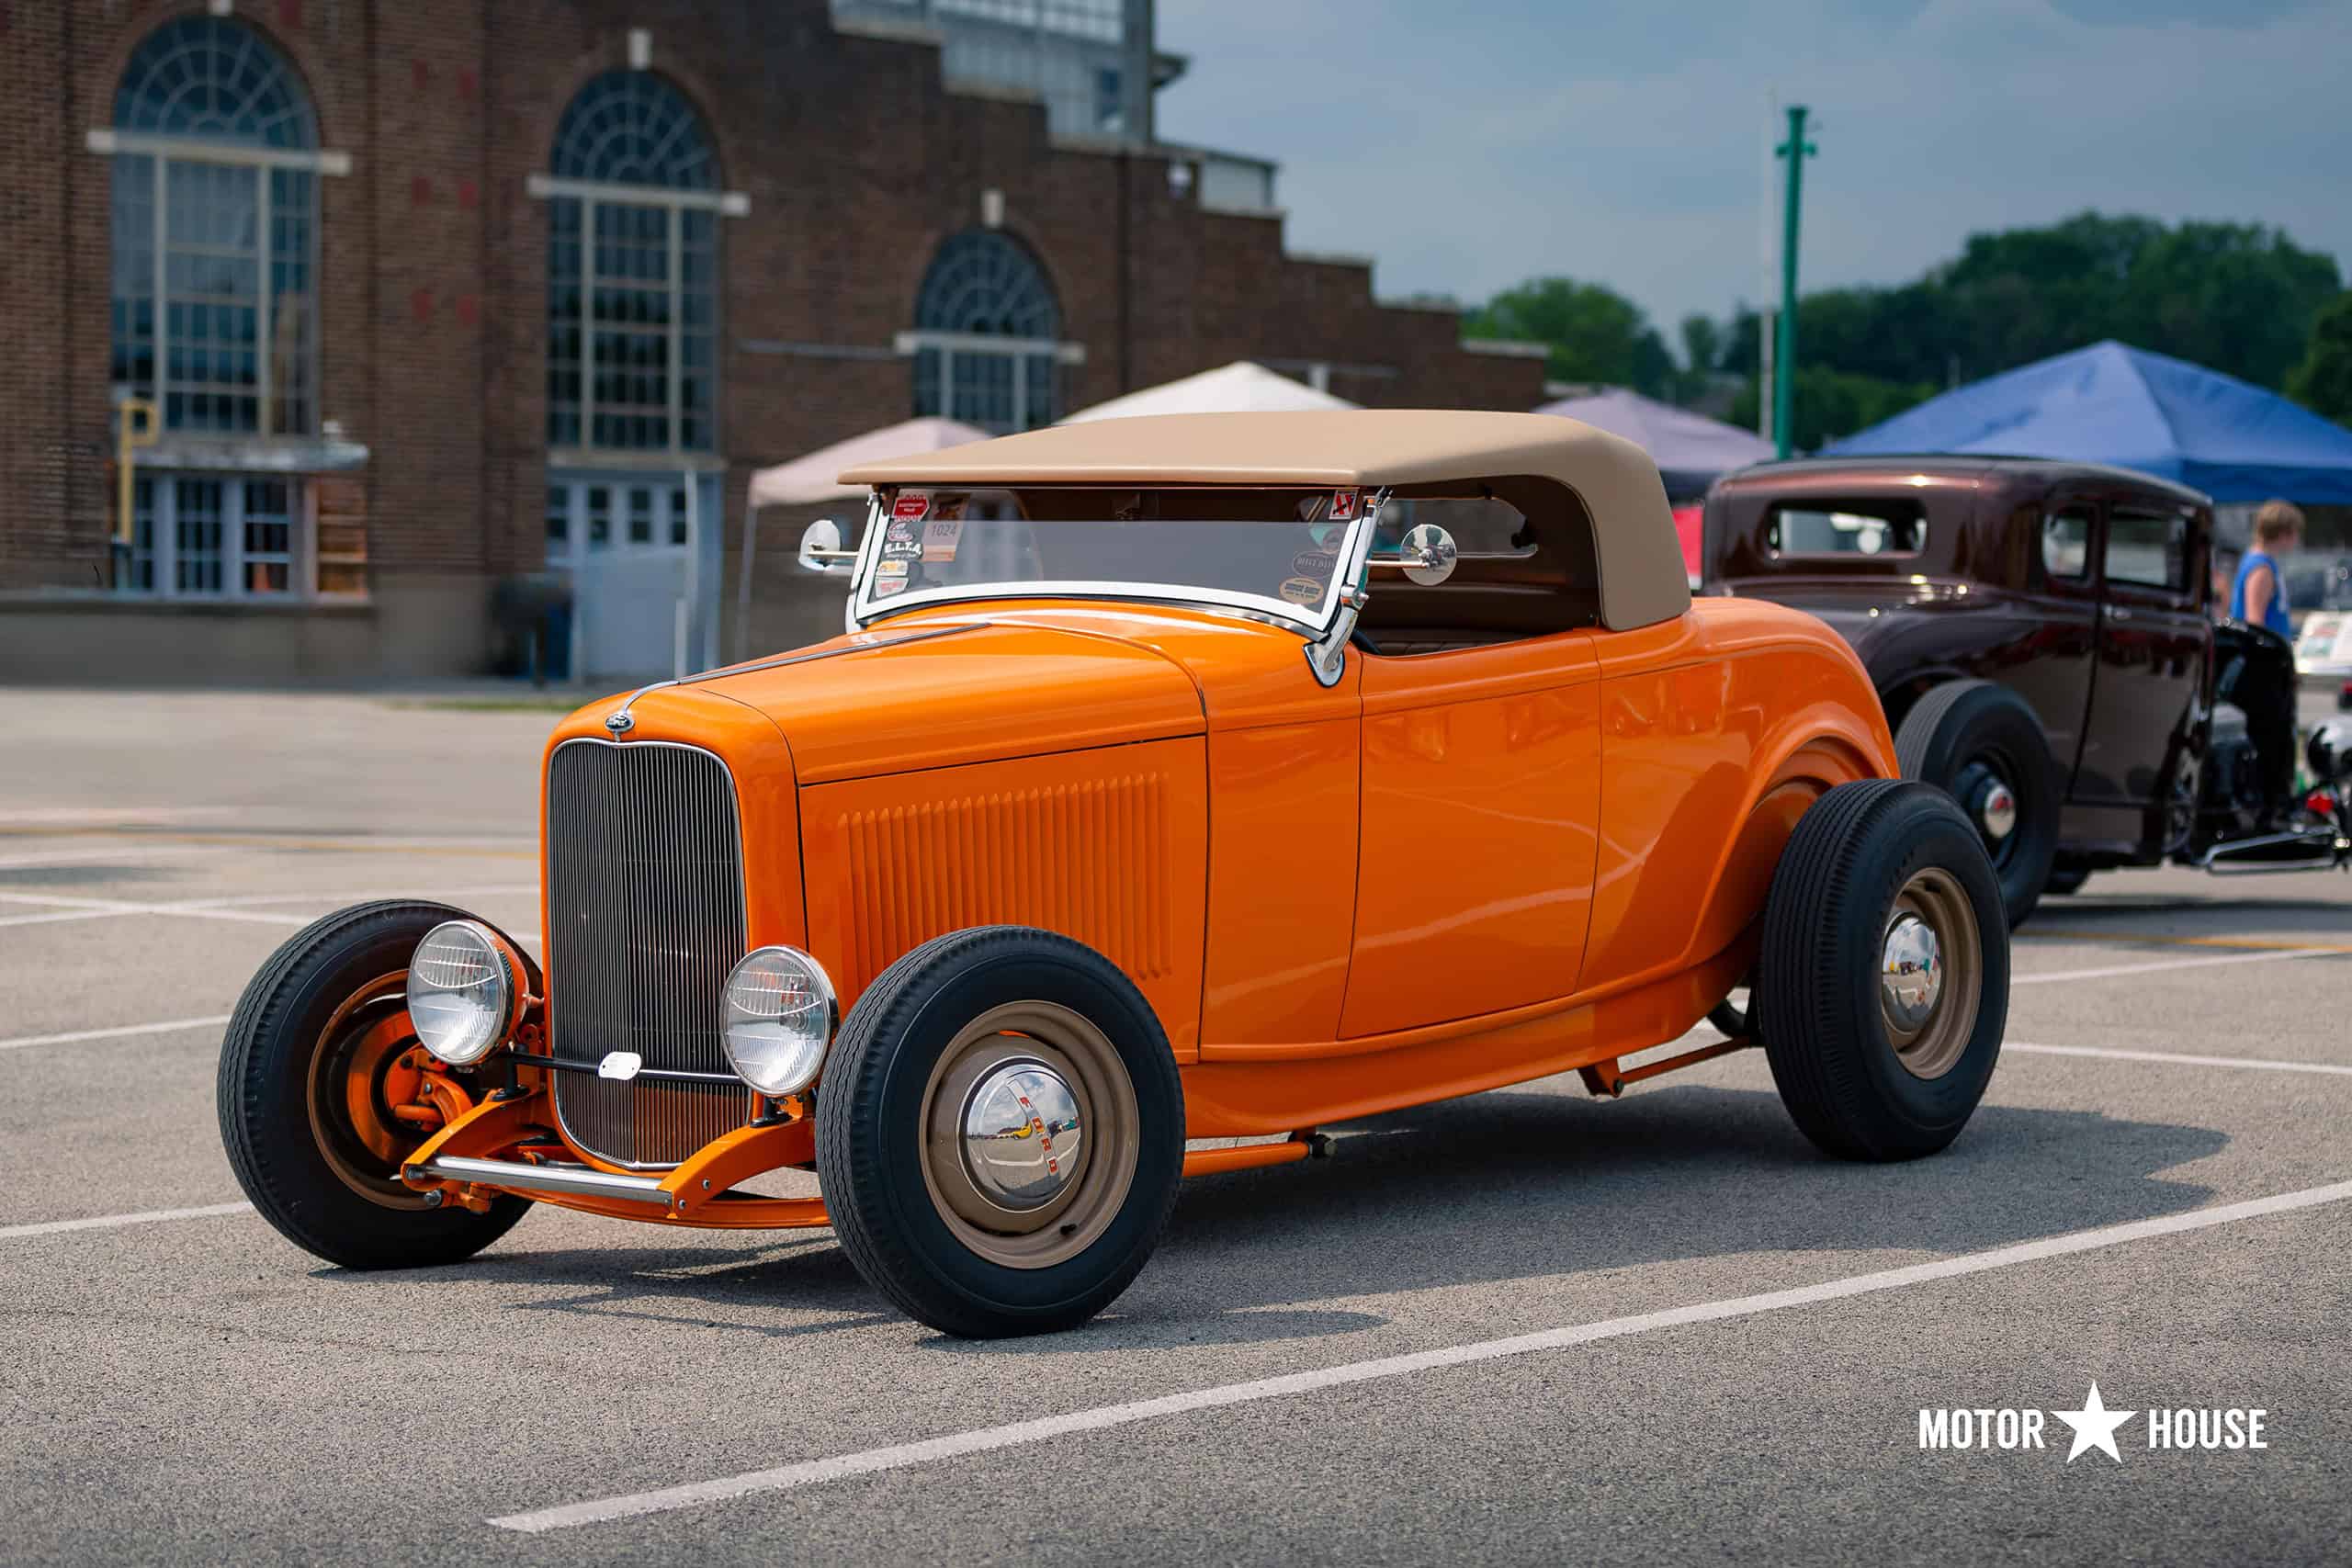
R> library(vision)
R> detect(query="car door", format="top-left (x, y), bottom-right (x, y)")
top-left (1340, 632), bottom-right (1602, 1039)
top-left (2018, 491), bottom-right (2103, 795)
top-left (2074, 494), bottom-right (2211, 811)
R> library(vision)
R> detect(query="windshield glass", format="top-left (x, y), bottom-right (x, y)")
top-left (853, 486), bottom-right (1369, 626)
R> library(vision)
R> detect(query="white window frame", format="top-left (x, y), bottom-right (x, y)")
top-left (896, 330), bottom-right (1086, 432)
top-left (130, 473), bottom-right (323, 602)
top-left (87, 130), bottom-right (349, 439)
top-left (529, 174), bottom-right (747, 463)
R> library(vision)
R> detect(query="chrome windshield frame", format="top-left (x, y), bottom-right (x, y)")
top-left (843, 486), bottom-right (1380, 638)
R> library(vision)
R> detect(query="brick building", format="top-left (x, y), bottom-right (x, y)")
top-left (0, 0), bottom-right (1545, 683)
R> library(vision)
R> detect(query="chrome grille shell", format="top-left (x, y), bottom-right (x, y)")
top-left (544, 738), bottom-right (752, 1168)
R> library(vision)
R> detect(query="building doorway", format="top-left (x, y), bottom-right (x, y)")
top-left (545, 475), bottom-right (716, 682)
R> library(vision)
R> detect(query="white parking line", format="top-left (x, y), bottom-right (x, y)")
top-left (489, 1178), bottom-right (2352, 1534)
top-left (172, 884), bottom-right (537, 910)
top-left (2007, 1042), bottom-right (2352, 1077)
top-left (0, 892), bottom-right (313, 929)
top-left (0, 843), bottom-right (235, 871)
top-left (2016, 946), bottom-right (2343, 986)
top-left (0, 1015), bottom-right (233, 1053)
top-left (0, 1201), bottom-right (253, 1240)
top-left (0, 886), bottom-right (539, 931)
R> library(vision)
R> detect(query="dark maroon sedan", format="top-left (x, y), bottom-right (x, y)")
top-left (1702, 457), bottom-right (2349, 923)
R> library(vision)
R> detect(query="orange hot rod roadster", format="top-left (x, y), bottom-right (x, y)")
top-left (220, 411), bottom-right (2010, 1337)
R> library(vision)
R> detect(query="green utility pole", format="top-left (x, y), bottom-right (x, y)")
top-left (1774, 105), bottom-right (1815, 458)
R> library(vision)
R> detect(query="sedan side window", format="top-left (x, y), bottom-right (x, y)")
top-left (2105, 507), bottom-right (2188, 592)
top-left (2042, 507), bottom-right (2093, 581)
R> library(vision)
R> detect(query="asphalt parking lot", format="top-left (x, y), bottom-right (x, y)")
top-left (5, 686), bottom-right (2347, 1567)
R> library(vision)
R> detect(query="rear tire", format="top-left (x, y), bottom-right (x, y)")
top-left (218, 900), bottom-right (532, 1269)
top-left (1756, 779), bottom-right (2009, 1161)
top-left (1895, 679), bottom-right (2058, 928)
top-left (816, 927), bottom-right (1184, 1337)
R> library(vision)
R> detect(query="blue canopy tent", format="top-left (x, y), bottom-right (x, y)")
top-left (1826, 341), bottom-right (2352, 504)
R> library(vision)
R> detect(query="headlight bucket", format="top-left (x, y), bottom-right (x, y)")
top-left (406, 919), bottom-right (526, 1066)
top-left (720, 946), bottom-right (837, 1097)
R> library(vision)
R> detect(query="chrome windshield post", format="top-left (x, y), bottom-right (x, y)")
top-left (1304, 490), bottom-right (1385, 688)
top-left (842, 492), bottom-right (885, 635)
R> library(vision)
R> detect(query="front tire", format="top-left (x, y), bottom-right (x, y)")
top-left (816, 927), bottom-right (1183, 1337)
top-left (218, 900), bottom-right (532, 1269)
top-left (1755, 780), bottom-right (2009, 1161)
top-left (1895, 679), bottom-right (2059, 928)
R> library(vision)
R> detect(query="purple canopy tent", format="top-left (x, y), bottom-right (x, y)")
top-left (1534, 388), bottom-right (1775, 499)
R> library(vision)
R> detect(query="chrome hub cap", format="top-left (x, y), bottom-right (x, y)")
top-left (1879, 914), bottom-right (1943, 1032)
top-left (960, 1059), bottom-right (1084, 1212)
top-left (919, 1001), bottom-right (1138, 1270)
top-left (1878, 867), bottom-right (1983, 1080)
top-left (1976, 780), bottom-right (2017, 841)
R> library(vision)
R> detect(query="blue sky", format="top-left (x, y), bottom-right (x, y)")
top-left (1155, 0), bottom-right (2352, 350)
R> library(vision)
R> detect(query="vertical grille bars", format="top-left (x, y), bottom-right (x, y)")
top-left (544, 739), bottom-right (752, 1168)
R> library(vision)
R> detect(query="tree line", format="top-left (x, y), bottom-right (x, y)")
top-left (1464, 211), bottom-right (2352, 451)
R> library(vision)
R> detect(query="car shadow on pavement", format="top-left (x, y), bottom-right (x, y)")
top-left (1085, 1082), bottom-right (2227, 1341)
top-left (331, 1082), bottom-right (2224, 1352)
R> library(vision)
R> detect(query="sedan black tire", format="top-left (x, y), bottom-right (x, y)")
top-left (1895, 679), bottom-right (2059, 928)
top-left (816, 926), bottom-right (1184, 1338)
top-left (1756, 779), bottom-right (2009, 1162)
top-left (2041, 864), bottom-right (2092, 897)
top-left (218, 900), bottom-right (532, 1269)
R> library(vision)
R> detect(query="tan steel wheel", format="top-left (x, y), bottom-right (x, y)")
top-left (304, 972), bottom-right (434, 1210)
top-left (916, 1001), bottom-right (1139, 1270)
top-left (1880, 867), bottom-right (1982, 1080)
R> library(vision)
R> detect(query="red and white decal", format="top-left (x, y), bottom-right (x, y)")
top-left (1330, 489), bottom-right (1360, 521)
top-left (891, 492), bottom-right (931, 522)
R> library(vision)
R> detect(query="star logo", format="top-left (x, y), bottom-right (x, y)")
top-left (2052, 1382), bottom-right (2136, 1463)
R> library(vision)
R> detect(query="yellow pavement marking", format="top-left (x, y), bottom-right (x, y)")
top-left (2018, 930), bottom-right (2352, 955)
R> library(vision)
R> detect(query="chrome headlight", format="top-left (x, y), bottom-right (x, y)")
top-left (406, 919), bottom-right (516, 1066)
top-left (721, 946), bottom-right (836, 1096)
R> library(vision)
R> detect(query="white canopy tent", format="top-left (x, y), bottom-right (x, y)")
top-left (746, 415), bottom-right (989, 510)
top-left (738, 416), bottom-right (988, 659)
top-left (1061, 360), bottom-right (1356, 423)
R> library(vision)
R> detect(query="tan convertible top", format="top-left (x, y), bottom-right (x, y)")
top-left (840, 409), bottom-right (1691, 631)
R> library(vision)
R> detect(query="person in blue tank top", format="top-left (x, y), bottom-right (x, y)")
top-left (2229, 500), bottom-right (2303, 637)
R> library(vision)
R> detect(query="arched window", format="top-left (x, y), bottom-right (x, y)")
top-left (106, 17), bottom-right (334, 599)
top-left (110, 16), bottom-right (320, 437)
top-left (545, 72), bottom-right (718, 453)
top-left (910, 231), bottom-right (1063, 433)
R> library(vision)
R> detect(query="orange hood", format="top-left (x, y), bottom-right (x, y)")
top-left (694, 619), bottom-right (1207, 784)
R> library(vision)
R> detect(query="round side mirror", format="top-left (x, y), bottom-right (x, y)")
top-left (797, 517), bottom-right (852, 574)
top-left (1400, 523), bottom-right (1458, 586)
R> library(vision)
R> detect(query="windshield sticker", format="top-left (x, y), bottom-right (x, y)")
top-left (1278, 575), bottom-right (1328, 606)
top-left (891, 493), bottom-right (930, 522)
top-left (921, 514), bottom-right (965, 562)
top-left (1330, 489), bottom-right (1360, 521)
top-left (873, 574), bottom-right (908, 599)
top-left (1292, 549), bottom-right (1337, 578)
top-left (876, 558), bottom-right (909, 578)
top-left (882, 535), bottom-right (921, 560)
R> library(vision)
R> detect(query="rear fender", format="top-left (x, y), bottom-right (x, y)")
top-left (1684, 728), bottom-right (1883, 969)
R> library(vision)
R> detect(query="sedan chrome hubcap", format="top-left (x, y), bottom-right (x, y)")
top-left (1879, 914), bottom-right (1943, 1032)
top-left (1976, 781), bottom-right (2017, 841)
top-left (960, 1059), bottom-right (1084, 1212)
